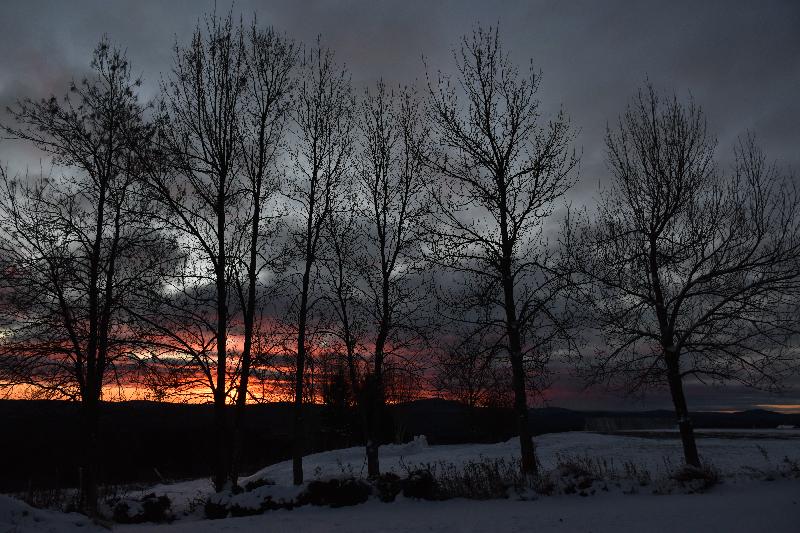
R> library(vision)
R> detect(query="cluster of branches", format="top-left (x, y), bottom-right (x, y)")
top-left (1, 11), bottom-right (799, 516)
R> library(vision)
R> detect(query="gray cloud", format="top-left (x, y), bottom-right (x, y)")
top-left (2, 1), bottom-right (798, 177)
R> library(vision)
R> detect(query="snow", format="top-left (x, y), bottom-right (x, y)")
top-left (0, 494), bottom-right (103, 532)
top-left (118, 481), bottom-right (800, 533)
top-left (239, 431), bottom-right (800, 483)
top-left (2, 431), bottom-right (799, 532)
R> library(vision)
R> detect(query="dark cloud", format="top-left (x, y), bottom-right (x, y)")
top-left (3, 1), bottom-right (798, 176)
top-left (1, 0), bottom-right (799, 411)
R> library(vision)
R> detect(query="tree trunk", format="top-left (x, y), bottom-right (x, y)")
top-left (366, 326), bottom-right (387, 477)
top-left (230, 316), bottom-right (252, 486)
top-left (78, 399), bottom-right (99, 516)
top-left (230, 319), bottom-right (253, 487)
top-left (230, 408), bottom-right (245, 488)
top-left (230, 183), bottom-right (261, 487)
top-left (508, 332), bottom-right (537, 477)
top-left (292, 347), bottom-right (305, 485)
top-left (666, 355), bottom-right (701, 467)
top-left (501, 265), bottom-right (537, 476)
top-left (212, 162), bottom-right (231, 491)
top-left (211, 268), bottom-right (230, 494)
top-left (213, 393), bottom-right (229, 491)
top-left (500, 237), bottom-right (538, 477)
top-left (365, 378), bottom-right (382, 477)
top-left (293, 266), bottom-right (312, 485)
top-left (343, 325), bottom-right (371, 473)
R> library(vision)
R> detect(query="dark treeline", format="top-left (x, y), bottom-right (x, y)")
top-left (1, 10), bottom-right (799, 516)
top-left (5, 398), bottom-right (799, 495)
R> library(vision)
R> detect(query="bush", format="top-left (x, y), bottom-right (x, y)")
top-left (434, 458), bottom-right (522, 499)
top-left (113, 493), bottom-right (171, 524)
top-left (300, 478), bottom-right (371, 508)
top-left (781, 456), bottom-right (800, 479)
top-left (555, 461), bottom-right (597, 496)
top-left (229, 503), bottom-right (264, 517)
top-left (402, 469), bottom-right (439, 500)
top-left (221, 494), bottom-right (298, 516)
top-left (533, 455), bottom-right (608, 497)
top-left (204, 499), bottom-right (229, 520)
top-left (372, 472), bottom-right (403, 503)
top-left (667, 464), bottom-right (720, 493)
top-left (14, 487), bottom-right (78, 512)
top-left (622, 461), bottom-right (652, 487)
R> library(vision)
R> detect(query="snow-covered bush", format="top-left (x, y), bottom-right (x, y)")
top-left (112, 493), bottom-right (172, 523)
top-left (402, 469), bottom-right (439, 500)
top-left (533, 457), bottom-right (600, 496)
top-left (434, 457), bottom-right (523, 499)
top-left (12, 487), bottom-right (78, 513)
top-left (203, 493), bottom-right (230, 520)
top-left (243, 477), bottom-right (275, 492)
top-left (781, 456), bottom-right (800, 478)
top-left (622, 460), bottom-right (653, 488)
top-left (299, 478), bottom-right (372, 507)
top-left (740, 455), bottom-right (800, 483)
top-left (648, 464), bottom-right (720, 494)
top-left (372, 472), bottom-right (403, 502)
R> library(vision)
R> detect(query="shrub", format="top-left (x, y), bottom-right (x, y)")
top-left (533, 455), bottom-right (607, 497)
top-left (402, 469), bottom-right (439, 500)
top-left (372, 472), bottom-right (403, 503)
top-left (113, 493), bottom-right (171, 524)
top-left (622, 461), bottom-right (652, 487)
top-left (229, 503), bottom-right (263, 517)
top-left (434, 458), bottom-right (522, 499)
top-left (555, 461), bottom-right (597, 496)
top-left (204, 499), bottom-right (229, 520)
top-left (667, 464), bottom-right (720, 493)
top-left (782, 456), bottom-right (800, 478)
top-left (300, 478), bottom-right (371, 508)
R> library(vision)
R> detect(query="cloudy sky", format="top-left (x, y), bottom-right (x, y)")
top-left (1, 0), bottom-right (798, 411)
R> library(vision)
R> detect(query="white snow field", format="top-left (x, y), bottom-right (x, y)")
top-left (2, 431), bottom-right (799, 532)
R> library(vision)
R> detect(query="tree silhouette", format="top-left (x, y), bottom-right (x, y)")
top-left (568, 85), bottom-right (800, 467)
top-left (356, 82), bottom-right (431, 476)
top-left (0, 39), bottom-right (161, 513)
top-left (423, 26), bottom-right (578, 477)
top-left (148, 11), bottom-right (247, 491)
top-left (286, 41), bottom-right (353, 485)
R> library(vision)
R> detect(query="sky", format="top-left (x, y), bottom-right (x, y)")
top-left (0, 0), bottom-right (799, 412)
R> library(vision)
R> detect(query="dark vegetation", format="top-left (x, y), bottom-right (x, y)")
top-left (3, 398), bottom-right (797, 493)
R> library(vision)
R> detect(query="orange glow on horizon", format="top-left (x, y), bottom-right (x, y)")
top-left (755, 404), bottom-right (800, 414)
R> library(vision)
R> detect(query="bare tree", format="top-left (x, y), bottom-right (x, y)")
top-left (568, 85), bottom-right (800, 467)
top-left (148, 12), bottom-right (247, 492)
top-left (357, 81), bottom-right (431, 475)
top-left (286, 42), bottom-right (353, 485)
top-left (229, 21), bottom-right (295, 486)
top-left (0, 40), bottom-right (160, 513)
top-left (424, 26), bottom-right (578, 477)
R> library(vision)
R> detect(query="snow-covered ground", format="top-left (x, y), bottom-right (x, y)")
top-left (119, 481), bottom-right (799, 533)
top-left (2, 431), bottom-right (799, 532)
